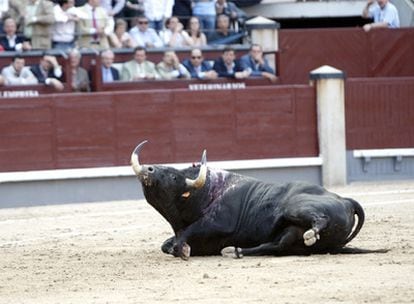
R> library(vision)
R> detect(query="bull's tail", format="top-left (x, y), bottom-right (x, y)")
top-left (345, 198), bottom-right (365, 244)
top-left (332, 247), bottom-right (389, 254)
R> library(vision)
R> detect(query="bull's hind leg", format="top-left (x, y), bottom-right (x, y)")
top-left (285, 208), bottom-right (329, 247)
top-left (221, 226), bottom-right (307, 258)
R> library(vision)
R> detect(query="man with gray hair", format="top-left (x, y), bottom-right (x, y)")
top-left (101, 49), bottom-right (120, 83)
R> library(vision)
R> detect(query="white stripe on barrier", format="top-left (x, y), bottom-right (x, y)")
top-left (0, 156), bottom-right (323, 184)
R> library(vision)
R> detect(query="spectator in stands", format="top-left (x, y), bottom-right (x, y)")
top-left (143, 0), bottom-right (174, 32)
top-left (182, 48), bottom-right (218, 79)
top-left (215, 0), bottom-right (247, 31)
top-left (159, 16), bottom-right (193, 48)
top-left (213, 46), bottom-right (250, 79)
top-left (121, 46), bottom-right (159, 81)
top-left (77, 0), bottom-right (112, 49)
top-left (208, 14), bottom-right (243, 45)
top-left (240, 44), bottom-right (277, 82)
top-left (186, 16), bottom-right (207, 47)
top-left (24, 0), bottom-right (55, 50)
top-left (111, 18), bottom-right (135, 48)
top-left (52, 0), bottom-right (81, 52)
top-left (362, 0), bottom-right (400, 31)
top-left (30, 53), bottom-right (65, 91)
top-left (129, 15), bottom-right (163, 48)
top-left (101, 49), bottom-right (119, 83)
top-left (191, 0), bottom-right (216, 38)
top-left (172, 0), bottom-right (192, 29)
top-left (5, 0), bottom-right (25, 33)
top-left (68, 48), bottom-right (90, 92)
top-left (1, 55), bottom-right (38, 85)
top-left (0, 17), bottom-right (32, 52)
top-left (157, 50), bottom-right (191, 80)
top-left (123, 0), bottom-right (144, 28)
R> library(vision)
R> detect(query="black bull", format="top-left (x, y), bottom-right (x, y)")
top-left (131, 141), bottom-right (385, 260)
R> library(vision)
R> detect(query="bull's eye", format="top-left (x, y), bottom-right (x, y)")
top-left (147, 166), bottom-right (154, 173)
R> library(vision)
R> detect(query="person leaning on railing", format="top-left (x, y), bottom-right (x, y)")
top-left (30, 53), bottom-right (64, 91)
top-left (239, 44), bottom-right (277, 83)
top-left (362, 0), bottom-right (400, 32)
top-left (1, 55), bottom-right (38, 85)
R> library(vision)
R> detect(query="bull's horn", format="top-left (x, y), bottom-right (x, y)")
top-left (186, 149), bottom-right (207, 188)
top-left (131, 140), bottom-right (148, 175)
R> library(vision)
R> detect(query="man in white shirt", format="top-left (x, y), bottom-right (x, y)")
top-left (53, 0), bottom-right (84, 51)
top-left (2, 55), bottom-right (39, 85)
top-left (143, 0), bottom-right (174, 32)
top-left (362, 0), bottom-right (400, 31)
top-left (129, 16), bottom-right (163, 48)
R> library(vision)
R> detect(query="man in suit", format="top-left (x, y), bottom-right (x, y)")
top-left (182, 48), bottom-right (217, 79)
top-left (101, 49), bottom-right (120, 83)
top-left (213, 46), bottom-right (250, 79)
top-left (239, 44), bottom-right (277, 82)
top-left (24, 0), bottom-right (55, 50)
top-left (0, 17), bottom-right (32, 51)
top-left (77, 0), bottom-right (111, 49)
top-left (30, 53), bottom-right (65, 91)
top-left (121, 46), bottom-right (159, 81)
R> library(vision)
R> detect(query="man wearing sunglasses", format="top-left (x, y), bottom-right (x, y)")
top-left (182, 48), bottom-right (218, 79)
top-left (129, 16), bottom-right (163, 48)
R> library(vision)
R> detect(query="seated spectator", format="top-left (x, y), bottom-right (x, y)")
top-left (101, 49), bottom-right (120, 83)
top-left (68, 48), bottom-right (90, 92)
top-left (52, 0), bottom-right (81, 52)
top-left (240, 44), bottom-right (277, 82)
top-left (156, 50), bottom-right (191, 80)
top-left (213, 46), bottom-right (250, 79)
top-left (77, 0), bottom-right (112, 49)
top-left (129, 16), bottom-right (163, 49)
top-left (0, 18), bottom-right (32, 52)
top-left (208, 14), bottom-right (244, 45)
top-left (1, 55), bottom-right (38, 85)
top-left (192, 0), bottom-right (216, 38)
top-left (24, 0), bottom-right (55, 50)
top-left (186, 16), bottom-right (207, 47)
top-left (215, 0), bottom-right (247, 31)
top-left (30, 53), bottom-right (65, 91)
top-left (111, 18), bottom-right (135, 48)
top-left (121, 46), bottom-right (159, 81)
top-left (159, 16), bottom-right (192, 48)
top-left (182, 48), bottom-right (217, 79)
top-left (362, 0), bottom-right (400, 32)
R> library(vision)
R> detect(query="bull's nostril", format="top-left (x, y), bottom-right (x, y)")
top-left (148, 166), bottom-right (154, 173)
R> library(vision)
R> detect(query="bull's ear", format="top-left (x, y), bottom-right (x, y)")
top-left (181, 191), bottom-right (191, 198)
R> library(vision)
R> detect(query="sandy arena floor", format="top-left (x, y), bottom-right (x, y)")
top-left (0, 181), bottom-right (414, 303)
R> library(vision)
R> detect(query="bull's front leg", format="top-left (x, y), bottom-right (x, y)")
top-left (173, 217), bottom-right (237, 260)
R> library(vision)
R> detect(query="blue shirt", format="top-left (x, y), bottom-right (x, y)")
top-left (368, 2), bottom-right (400, 28)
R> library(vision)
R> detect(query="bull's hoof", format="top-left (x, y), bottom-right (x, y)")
top-left (180, 242), bottom-right (191, 260)
top-left (303, 229), bottom-right (320, 246)
top-left (221, 246), bottom-right (243, 259)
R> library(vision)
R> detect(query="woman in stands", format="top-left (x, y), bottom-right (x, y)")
top-left (186, 16), bottom-right (207, 47)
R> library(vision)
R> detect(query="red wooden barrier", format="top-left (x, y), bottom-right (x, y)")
top-left (0, 85), bottom-right (317, 172)
top-left (345, 77), bottom-right (414, 150)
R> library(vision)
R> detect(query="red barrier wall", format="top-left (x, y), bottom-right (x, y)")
top-left (279, 28), bottom-right (414, 84)
top-left (0, 85), bottom-right (318, 172)
top-left (345, 77), bottom-right (414, 150)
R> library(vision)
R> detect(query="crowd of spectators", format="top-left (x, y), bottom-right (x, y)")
top-left (0, 0), bottom-right (248, 52)
top-left (0, 0), bottom-right (278, 90)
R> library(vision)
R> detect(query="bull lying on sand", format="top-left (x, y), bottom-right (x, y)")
top-left (131, 141), bottom-right (385, 260)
